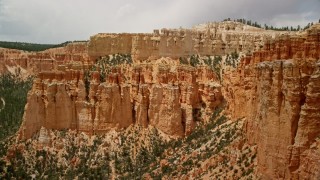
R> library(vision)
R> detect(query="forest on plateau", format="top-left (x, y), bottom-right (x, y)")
top-left (0, 73), bottom-right (33, 140)
top-left (0, 41), bottom-right (87, 52)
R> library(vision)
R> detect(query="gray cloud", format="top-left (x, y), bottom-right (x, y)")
top-left (0, 0), bottom-right (319, 43)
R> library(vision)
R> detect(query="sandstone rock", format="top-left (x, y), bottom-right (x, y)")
top-left (0, 42), bottom-right (89, 76)
top-left (18, 60), bottom-right (222, 139)
top-left (11, 22), bottom-right (320, 179)
top-left (223, 23), bottom-right (320, 179)
top-left (38, 126), bottom-right (50, 145)
top-left (88, 21), bottom-right (291, 63)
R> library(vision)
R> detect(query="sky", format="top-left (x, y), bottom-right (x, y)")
top-left (0, 0), bottom-right (319, 44)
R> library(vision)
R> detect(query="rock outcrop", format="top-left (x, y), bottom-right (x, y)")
top-left (88, 21), bottom-right (291, 62)
top-left (19, 60), bottom-right (222, 139)
top-left (0, 42), bottom-right (90, 76)
top-left (1, 21), bottom-right (290, 77)
top-left (16, 21), bottom-right (290, 139)
top-left (3, 20), bottom-right (320, 179)
top-left (223, 24), bottom-right (320, 179)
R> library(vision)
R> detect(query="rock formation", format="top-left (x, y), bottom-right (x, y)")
top-left (88, 21), bottom-right (292, 62)
top-left (0, 42), bottom-right (90, 76)
top-left (15, 21), bottom-right (291, 139)
top-left (223, 23), bottom-right (320, 179)
top-left (18, 60), bottom-right (222, 139)
top-left (1, 21), bottom-right (290, 76)
top-left (0, 20), bottom-right (319, 179)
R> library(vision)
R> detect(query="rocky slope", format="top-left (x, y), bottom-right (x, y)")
top-left (1, 107), bottom-right (257, 179)
top-left (224, 23), bottom-right (320, 179)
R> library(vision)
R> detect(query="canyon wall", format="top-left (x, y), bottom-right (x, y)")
top-left (0, 42), bottom-right (90, 76)
top-left (14, 21), bottom-right (297, 141)
top-left (5, 21), bottom-right (320, 178)
top-left (1, 21), bottom-right (290, 76)
top-left (224, 24), bottom-right (320, 179)
top-left (88, 21), bottom-right (291, 62)
top-left (8, 21), bottom-right (289, 139)
top-left (18, 61), bottom-right (222, 139)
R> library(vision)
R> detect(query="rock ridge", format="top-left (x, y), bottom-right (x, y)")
top-left (223, 23), bottom-right (320, 179)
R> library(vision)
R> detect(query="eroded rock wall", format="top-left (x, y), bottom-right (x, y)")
top-left (88, 21), bottom-right (291, 62)
top-left (0, 42), bottom-right (90, 76)
top-left (223, 24), bottom-right (320, 179)
top-left (1, 21), bottom-right (290, 77)
top-left (19, 62), bottom-right (222, 139)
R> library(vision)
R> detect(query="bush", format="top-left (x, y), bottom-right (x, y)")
top-left (189, 55), bottom-right (200, 67)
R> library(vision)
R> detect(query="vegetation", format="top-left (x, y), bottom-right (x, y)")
top-left (0, 132), bottom-right (111, 179)
top-left (94, 53), bottom-right (132, 82)
top-left (0, 40), bottom-right (87, 52)
top-left (179, 55), bottom-right (200, 67)
top-left (84, 70), bottom-right (91, 101)
top-left (223, 18), bottom-right (316, 31)
top-left (113, 127), bottom-right (168, 179)
top-left (203, 55), bottom-right (222, 80)
top-left (180, 54), bottom-right (222, 80)
top-left (0, 73), bottom-right (33, 140)
top-left (84, 53), bottom-right (132, 100)
top-left (147, 107), bottom-right (256, 179)
top-left (0, 106), bottom-right (257, 179)
top-left (189, 55), bottom-right (200, 67)
top-left (225, 51), bottom-right (239, 68)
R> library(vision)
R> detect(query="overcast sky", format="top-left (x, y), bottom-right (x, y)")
top-left (0, 0), bottom-right (319, 44)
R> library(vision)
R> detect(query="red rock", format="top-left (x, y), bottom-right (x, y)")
top-left (223, 23), bottom-right (320, 179)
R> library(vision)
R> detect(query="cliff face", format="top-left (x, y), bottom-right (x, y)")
top-left (1, 21), bottom-right (289, 76)
top-left (17, 21), bottom-right (288, 139)
top-left (0, 42), bottom-right (90, 76)
top-left (19, 61), bottom-right (222, 139)
top-left (223, 24), bottom-right (320, 179)
top-left (88, 21), bottom-right (291, 62)
top-left (2, 21), bottom-right (320, 179)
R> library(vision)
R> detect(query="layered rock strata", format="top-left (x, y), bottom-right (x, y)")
top-left (1, 21), bottom-right (290, 76)
top-left (0, 42), bottom-right (90, 75)
top-left (89, 21), bottom-right (291, 62)
top-left (19, 62), bottom-right (222, 139)
top-left (5, 20), bottom-right (320, 179)
top-left (223, 24), bottom-right (320, 179)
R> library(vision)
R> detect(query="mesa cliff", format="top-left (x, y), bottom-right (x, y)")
top-left (224, 24), bottom-right (320, 179)
top-left (88, 21), bottom-right (291, 62)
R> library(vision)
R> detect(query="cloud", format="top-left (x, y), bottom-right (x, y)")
top-left (116, 3), bottom-right (136, 18)
top-left (0, 0), bottom-right (319, 43)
